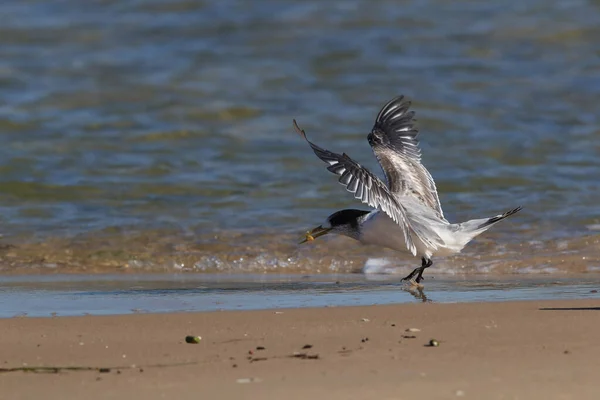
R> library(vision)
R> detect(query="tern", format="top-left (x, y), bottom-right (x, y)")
top-left (294, 95), bottom-right (521, 285)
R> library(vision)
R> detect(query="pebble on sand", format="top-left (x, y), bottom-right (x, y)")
top-left (185, 335), bottom-right (202, 344)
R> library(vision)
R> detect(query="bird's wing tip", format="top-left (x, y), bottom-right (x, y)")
top-left (292, 119), bottom-right (306, 139)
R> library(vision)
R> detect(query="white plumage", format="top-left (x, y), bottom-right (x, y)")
top-left (295, 95), bottom-right (521, 284)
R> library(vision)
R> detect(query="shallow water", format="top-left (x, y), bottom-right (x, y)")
top-left (1, 0), bottom-right (600, 275)
top-left (1, 274), bottom-right (599, 318)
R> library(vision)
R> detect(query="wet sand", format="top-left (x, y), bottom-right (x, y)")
top-left (2, 299), bottom-right (599, 400)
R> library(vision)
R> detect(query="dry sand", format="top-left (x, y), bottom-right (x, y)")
top-left (2, 299), bottom-right (600, 400)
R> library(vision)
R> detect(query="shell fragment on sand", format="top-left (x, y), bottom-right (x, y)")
top-left (236, 377), bottom-right (262, 384)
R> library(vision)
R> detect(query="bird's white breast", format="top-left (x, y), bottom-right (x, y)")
top-left (359, 211), bottom-right (416, 255)
top-left (359, 210), bottom-right (456, 258)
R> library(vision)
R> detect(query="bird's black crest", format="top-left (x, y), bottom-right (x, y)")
top-left (327, 209), bottom-right (371, 228)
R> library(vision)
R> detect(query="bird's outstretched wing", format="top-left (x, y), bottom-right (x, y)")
top-left (368, 96), bottom-right (445, 220)
top-left (294, 120), bottom-right (434, 255)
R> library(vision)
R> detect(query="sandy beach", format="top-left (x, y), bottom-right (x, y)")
top-left (2, 299), bottom-right (599, 400)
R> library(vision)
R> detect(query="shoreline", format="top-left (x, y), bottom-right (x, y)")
top-left (1, 273), bottom-right (599, 318)
top-left (3, 299), bottom-right (600, 399)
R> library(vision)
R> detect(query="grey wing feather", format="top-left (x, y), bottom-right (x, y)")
top-left (294, 120), bottom-right (425, 255)
top-left (369, 96), bottom-right (445, 220)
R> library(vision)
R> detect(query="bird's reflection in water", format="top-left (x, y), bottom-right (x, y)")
top-left (405, 285), bottom-right (431, 303)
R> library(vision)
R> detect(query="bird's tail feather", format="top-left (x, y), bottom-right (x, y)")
top-left (451, 206), bottom-right (522, 250)
top-left (473, 206), bottom-right (523, 231)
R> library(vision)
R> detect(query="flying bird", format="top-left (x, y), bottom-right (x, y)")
top-left (294, 95), bottom-right (521, 285)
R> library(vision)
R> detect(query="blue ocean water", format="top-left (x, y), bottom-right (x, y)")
top-left (0, 0), bottom-right (599, 276)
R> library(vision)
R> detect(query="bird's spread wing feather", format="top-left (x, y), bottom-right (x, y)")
top-left (369, 96), bottom-right (445, 220)
top-left (294, 120), bottom-right (435, 255)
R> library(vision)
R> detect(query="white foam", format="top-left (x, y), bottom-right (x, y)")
top-left (362, 258), bottom-right (402, 275)
top-left (515, 266), bottom-right (561, 274)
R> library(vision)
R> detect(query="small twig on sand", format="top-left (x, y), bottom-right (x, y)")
top-left (0, 361), bottom-right (198, 374)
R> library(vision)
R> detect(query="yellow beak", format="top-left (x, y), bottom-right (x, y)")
top-left (299, 225), bottom-right (332, 244)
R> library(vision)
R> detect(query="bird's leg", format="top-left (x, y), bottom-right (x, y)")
top-left (402, 258), bottom-right (433, 284)
top-left (415, 258), bottom-right (433, 283)
top-left (401, 257), bottom-right (427, 282)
